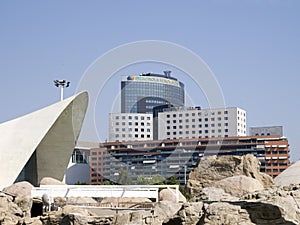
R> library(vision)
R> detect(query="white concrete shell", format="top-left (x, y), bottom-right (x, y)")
top-left (0, 92), bottom-right (88, 189)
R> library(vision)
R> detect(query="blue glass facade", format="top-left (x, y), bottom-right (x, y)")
top-left (121, 73), bottom-right (185, 113)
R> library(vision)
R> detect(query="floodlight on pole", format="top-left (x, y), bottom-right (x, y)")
top-left (54, 80), bottom-right (70, 101)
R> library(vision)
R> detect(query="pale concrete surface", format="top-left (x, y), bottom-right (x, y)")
top-left (0, 92), bottom-right (88, 189)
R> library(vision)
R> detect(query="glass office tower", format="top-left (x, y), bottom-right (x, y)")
top-left (121, 71), bottom-right (185, 113)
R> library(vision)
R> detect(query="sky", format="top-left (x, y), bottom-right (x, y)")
top-left (0, 1), bottom-right (299, 161)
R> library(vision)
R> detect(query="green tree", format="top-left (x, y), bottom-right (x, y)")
top-left (150, 174), bottom-right (166, 185)
top-left (117, 168), bottom-right (132, 185)
top-left (166, 175), bottom-right (180, 185)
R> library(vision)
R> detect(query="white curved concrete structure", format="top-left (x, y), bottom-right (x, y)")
top-left (274, 161), bottom-right (300, 186)
top-left (0, 92), bottom-right (88, 189)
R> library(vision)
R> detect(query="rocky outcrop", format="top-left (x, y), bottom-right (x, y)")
top-left (214, 175), bottom-right (264, 197)
top-left (101, 197), bottom-right (153, 208)
top-left (187, 154), bottom-right (273, 196)
top-left (159, 188), bottom-right (187, 203)
top-left (39, 177), bottom-right (65, 186)
top-left (2, 181), bottom-right (33, 217)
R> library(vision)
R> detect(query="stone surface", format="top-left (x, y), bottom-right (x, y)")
top-left (39, 177), bottom-right (65, 186)
top-left (191, 187), bottom-right (239, 202)
top-left (159, 188), bottom-right (187, 203)
top-left (214, 175), bottom-right (264, 197)
top-left (187, 154), bottom-right (273, 196)
top-left (274, 160), bottom-right (300, 186)
top-left (101, 197), bottom-right (152, 208)
top-left (2, 181), bottom-right (33, 217)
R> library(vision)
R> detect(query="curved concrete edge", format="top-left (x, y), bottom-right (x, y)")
top-left (0, 91), bottom-right (89, 189)
top-left (274, 160), bottom-right (300, 186)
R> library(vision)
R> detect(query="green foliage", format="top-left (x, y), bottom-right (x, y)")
top-left (136, 174), bottom-right (166, 185)
top-left (166, 175), bottom-right (180, 185)
top-left (117, 168), bottom-right (132, 185)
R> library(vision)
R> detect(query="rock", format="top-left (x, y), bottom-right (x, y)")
top-left (214, 175), bottom-right (264, 197)
top-left (191, 187), bottom-right (239, 202)
top-left (159, 188), bottom-right (187, 203)
top-left (153, 200), bottom-right (182, 223)
top-left (39, 177), bottom-right (65, 185)
top-left (274, 160), bottom-right (300, 186)
top-left (164, 202), bottom-right (204, 225)
top-left (203, 202), bottom-right (254, 225)
top-left (101, 197), bottom-right (152, 208)
top-left (2, 181), bottom-right (33, 217)
top-left (62, 205), bottom-right (96, 216)
top-left (187, 154), bottom-right (273, 196)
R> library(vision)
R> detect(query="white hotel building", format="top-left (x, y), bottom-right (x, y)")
top-left (157, 107), bottom-right (246, 140)
top-left (109, 113), bottom-right (153, 142)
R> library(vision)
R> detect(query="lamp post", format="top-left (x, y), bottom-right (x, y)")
top-left (54, 80), bottom-right (70, 101)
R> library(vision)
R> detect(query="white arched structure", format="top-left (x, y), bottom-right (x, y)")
top-left (0, 92), bottom-right (88, 189)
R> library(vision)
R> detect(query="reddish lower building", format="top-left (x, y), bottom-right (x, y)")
top-left (89, 135), bottom-right (289, 185)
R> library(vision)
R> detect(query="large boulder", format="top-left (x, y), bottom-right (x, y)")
top-left (214, 175), bottom-right (264, 197)
top-left (2, 181), bottom-right (33, 217)
top-left (187, 154), bottom-right (273, 196)
top-left (101, 197), bottom-right (152, 208)
top-left (274, 160), bottom-right (300, 186)
top-left (39, 177), bottom-right (65, 186)
top-left (159, 188), bottom-right (187, 203)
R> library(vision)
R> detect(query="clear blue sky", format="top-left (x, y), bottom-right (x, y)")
top-left (1, 1), bottom-right (299, 161)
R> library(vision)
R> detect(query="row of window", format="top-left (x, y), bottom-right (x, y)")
top-left (114, 122), bottom-right (152, 126)
top-left (166, 123), bottom-right (229, 129)
top-left (114, 115), bottom-right (152, 120)
top-left (115, 128), bottom-right (151, 132)
top-left (165, 111), bottom-right (229, 118)
top-left (166, 129), bottom-right (229, 136)
top-left (115, 133), bottom-right (151, 138)
top-left (166, 135), bottom-right (228, 139)
top-left (165, 117), bottom-right (230, 123)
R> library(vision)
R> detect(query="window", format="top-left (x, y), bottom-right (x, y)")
top-left (173, 132), bottom-right (177, 135)
top-left (135, 134), bottom-right (138, 138)
top-left (115, 116), bottom-right (119, 120)
top-left (179, 120), bottom-right (182, 123)
top-left (185, 113), bottom-right (189, 117)
top-left (128, 128), bottom-right (132, 131)
top-left (173, 114), bottom-right (177, 117)
top-left (212, 130), bottom-right (215, 133)
top-left (224, 123), bottom-right (228, 126)
top-left (128, 122), bottom-right (132, 125)
top-left (225, 129), bottom-right (228, 132)
top-left (122, 134), bottom-right (125, 137)
top-left (218, 123), bottom-right (221, 127)
top-left (179, 114), bottom-right (183, 117)
top-left (147, 123), bottom-right (151, 126)
top-left (186, 131), bottom-right (189, 134)
top-left (218, 111), bottom-right (221, 115)
top-left (141, 128), bottom-right (144, 132)
top-left (135, 122), bottom-right (138, 126)
top-left (135, 128), bottom-right (138, 132)
top-left (147, 117), bottom-right (151, 120)
top-left (205, 124), bottom-right (208, 127)
top-left (167, 126), bottom-right (170, 129)
top-left (122, 116), bottom-right (125, 120)
top-left (147, 128), bottom-right (151, 132)
top-left (173, 120), bottom-right (176, 123)
top-left (115, 122), bottom-right (119, 125)
top-left (129, 116), bottom-right (132, 119)
top-left (141, 134), bottom-right (144, 138)
top-left (198, 124), bottom-right (202, 128)
top-left (218, 129), bottom-right (222, 133)
top-left (141, 116), bottom-right (144, 120)
top-left (122, 128), bottom-right (125, 131)
top-left (205, 130), bottom-right (208, 133)
top-left (192, 125), bottom-right (195, 128)
top-left (179, 125), bottom-right (183, 129)
top-left (167, 120), bottom-right (170, 124)
top-left (141, 122), bottom-right (144, 126)
top-left (224, 111), bottom-right (228, 114)
top-left (185, 119), bottom-right (189, 122)
top-left (122, 122), bottom-right (125, 125)
top-left (115, 134), bottom-right (119, 137)
top-left (167, 115), bottom-right (170, 118)
top-left (205, 118), bottom-right (208, 122)
top-left (186, 125), bottom-right (189, 128)
top-left (173, 126), bottom-right (177, 129)
top-left (192, 113), bottom-right (195, 116)
top-left (211, 112), bottom-right (215, 115)
top-left (115, 128), bottom-right (119, 132)
top-left (167, 132), bottom-right (170, 135)
top-left (192, 131), bottom-right (195, 134)
top-left (218, 117), bottom-right (221, 121)
top-left (211, 118), bottom-right (215, 121)
top-left (211, 124), bottom-right (215, 127)
top-left (198, 130), bottom-right (202, 134)
top-left (192, 119), bottom-right (195, 122)
top-left (198, 118), bottom-right (202, 122)
top-left (135, 116), bottom-right (138, 120)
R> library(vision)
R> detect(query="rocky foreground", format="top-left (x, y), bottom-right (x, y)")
top-left (1, 154), bottom-right (300, 225)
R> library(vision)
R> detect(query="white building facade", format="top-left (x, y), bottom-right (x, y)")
top-left (109, 113), bottom-right (153, 142)
top-left (157, 107), bottom-right (246, 140)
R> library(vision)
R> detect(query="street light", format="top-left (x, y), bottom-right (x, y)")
top-left (54, 80), bottom-right (70, 101)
